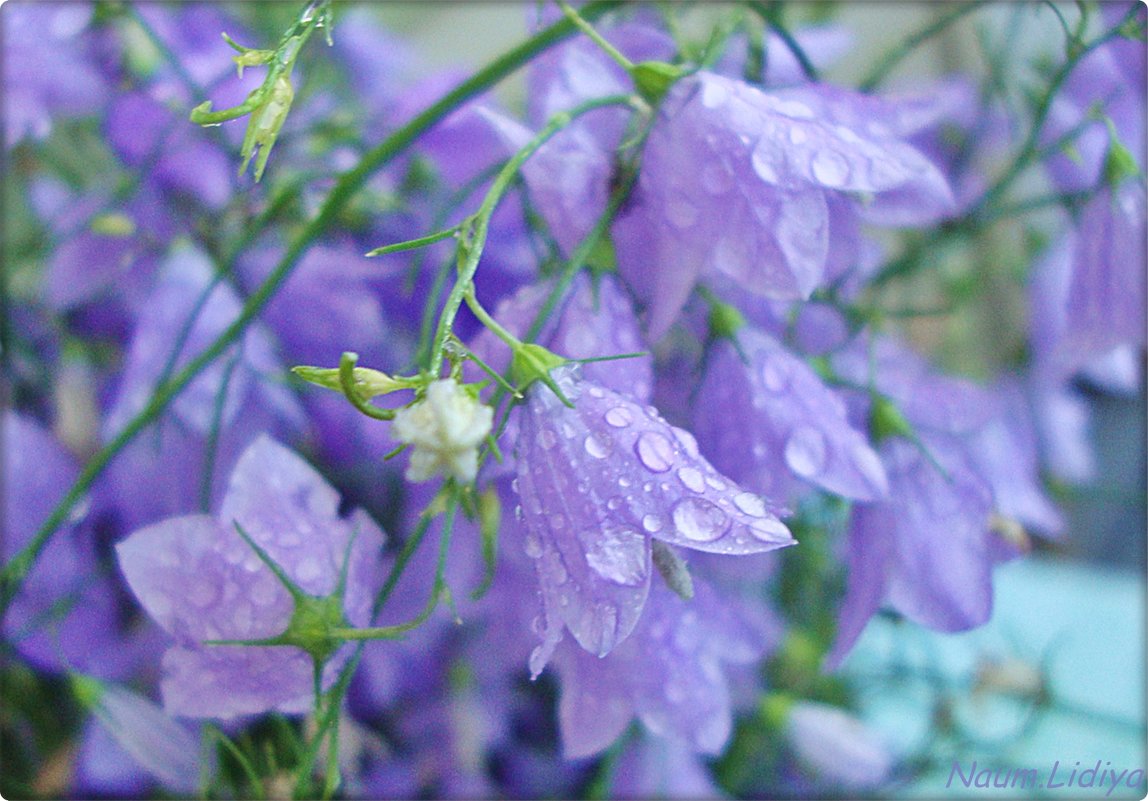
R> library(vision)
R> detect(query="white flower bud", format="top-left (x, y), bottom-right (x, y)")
top-left (392, 379), bottom-right (493, 483)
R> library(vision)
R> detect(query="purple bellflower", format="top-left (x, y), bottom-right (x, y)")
top-left (552, 573), bottom-right (772, 757)
top-left (514, 366), bottom-right (794, 673)
top-left (695, 326), bottom-right (888, 504)
top-left (116, 436), bottom-right (386, 719)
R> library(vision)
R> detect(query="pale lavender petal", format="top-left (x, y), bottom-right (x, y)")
top-left (788, 701), bottom-right (894, 788)
top-left (516, 368), bottom-right (792, 664)
top-left (161, 644), bottom-right (316, 719)
top-left (696, 329), bottom-right (888, 503)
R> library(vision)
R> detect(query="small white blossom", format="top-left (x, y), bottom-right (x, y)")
top-left (392, 379), bottom-right (493, 483)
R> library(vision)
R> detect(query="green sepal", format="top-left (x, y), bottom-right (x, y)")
top-left (1103, 118), bottom-right (1141, 186)
top-left (69, 673), bottom-right (105, 710)
top-left (292, 363), bottom-right (416, 399)
top-left (758, 692), bottom-right (796, 731)
top-left (631, 60), bottom-right (685, 105)
top-left (868, 393), bottom-right (914, 443)
top-left (509, 343), bottom-right (573, 406)
top-left (707, 298), bottom-right (747, 342)
top-left (651, 540), bottom-right (694, 600)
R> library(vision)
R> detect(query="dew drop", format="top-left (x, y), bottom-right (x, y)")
top-left (635, 431), bottom-right (676, 473)
top-left (583, 527), bottom-right (648, 586)
top-left (788, 124), bottom-right (809, 145)
top-left (584, 433), bottom-right (611, 459)
top-left (587, 385), bottom-right (605, 399)
top-left (665, 195), bottom-right (700, 228)
top-left (524, 533), bottom-right (543, 558)
top-left (641, 514), bottom-right (664, 534)
top-left (296, 557), bottom-right (322, 583)
top-left (606, 497), bottom-right (622, 511)
top-left (538, 427), bottom-right (558, 450)
top-left (618, 476), bottom-right (633, 488)
top-left (751, 145), bottom-right (780, 183)
top-left (748, 517), bottom-right (791, 543)
top-left (785, 425), bottom-right (828, 478)
top-left (760, 356), bottom-right (790, 392)
top-left (773, 98), bottom-right (814, 119)
top-left (733, 491), bottom-right (767, 517)
top-left (605, 406), bottom-right (633, 428)
top-left (701, 79), bottom-right (729, 109)
top-left (671, 498), bottom-right (730, 543)
top-left (705, 475), bottom-right (728, 491)
top-left (810, 148), bottom-right (851, 189)
top-left (677, 466), bottom-right (705, 493)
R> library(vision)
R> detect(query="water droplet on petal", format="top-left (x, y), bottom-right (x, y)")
top-left (641, 514), bottom-right (664, 534)
top-left (524, 533), bottom-right (543, 558)
top-left (584, 433), bottom-right (611, 459)
top-left (583, 527), bottom-right (648, 586)
top-left (705, 475), bottom-right (727, 491)
top-left (701, 79), bottom-right (729, 108)
top-left (605, 407), bottom-right (633, 428)
top-left (635, 431), bottom-right (676, 473)
top-left (788, 124), bottom-right (809, 145)
top-left (296, 557), bottom-right (322, 583)
top-left (677, 466), bottom-right (705, 493)
top-left (671, 498), bottom-right (730, 543)
top-left (587, 385), bottom-right (605, 399)
top-left (811, 148), bottom-right (851, 188)
top-left (760, 356), bottom-right (790, 392)
top-left (665, 195), bottom-right (699, 228)
top-left (618, 476), bottom-right (633, 489)
top-left (733, 491), bottom-right (767, 517)
top-left (538, 428), bottom-right (558, 450)
top-left (785, 426), bottom-right (828, 478)
top-left (751, 145), bottom-right (780, 183)
top-left (748, 517), bottom-right (791, 543)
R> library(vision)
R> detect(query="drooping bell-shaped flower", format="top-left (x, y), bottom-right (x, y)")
top-left (611, 71), bottom-right (953, 337)
top-left (552, 574), bottom-right (771, 757)
top-left (695, 327), bottom-right (888, 504)
top-left (116, 436), bottom-right (386, 719)
top-left (514, 366), bottom-right (793, 671)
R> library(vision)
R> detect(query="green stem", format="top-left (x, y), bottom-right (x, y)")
top-left (860, 2), bottom-right (987, 92)
top-left (746, 2), bottom-right (820, 82)
top-left (558, 0), bottom-right (634, 71)
top-left (427, 93), bottom-right (635, 377)
top-left (0, 0), bottom-right (625, 615)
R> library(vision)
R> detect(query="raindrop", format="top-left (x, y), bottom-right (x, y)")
top-left (751, 145), bottom-right (780, 183)
top-left (785, 426), bottom-right (828, 478)
top-left (665, 195), bottom-right (700, 229)
top-left (773, 98), bottom-right (814, 119)
top-left (605, 407), bottom-right (633, 428)
top-left (618, 476), bottom-right (633, 488)
top-left (705, 475), bottom-right (727, 491)
top-left (296, 557), bottom-right (322, 583)
top-left (587, 386), bottom-right (606, 399)
top-left (733, 492), bottom-right (767, 517)
top-left (810, 148), bottom-right (851, 189)
top-left (671, 498), bottom-right (730, 543)
top-left (641, 514), bottom-right (664, 534)
top-left (583, 527), bottom-right (648, 586)
top-left (760, 356), bottom-right (790, 392)
top-left (584, 433), bottom-right (611, 459)
top-left (701, 79), bottom-right (729, 109)
top-left (635, 431), bottom-right (676, 473)
top-left (524, 533), bottom-right (543, 558)
top-left (538, 427), bottom-right (558, 450)
top-left (606, 497), bottom-right (622, 511)
top-left (677, 466), bottom-right (705, 493)
top-left (788, 124), bottom-right (809, 145)
top-left (747, 517), bottom-right (791, 543)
